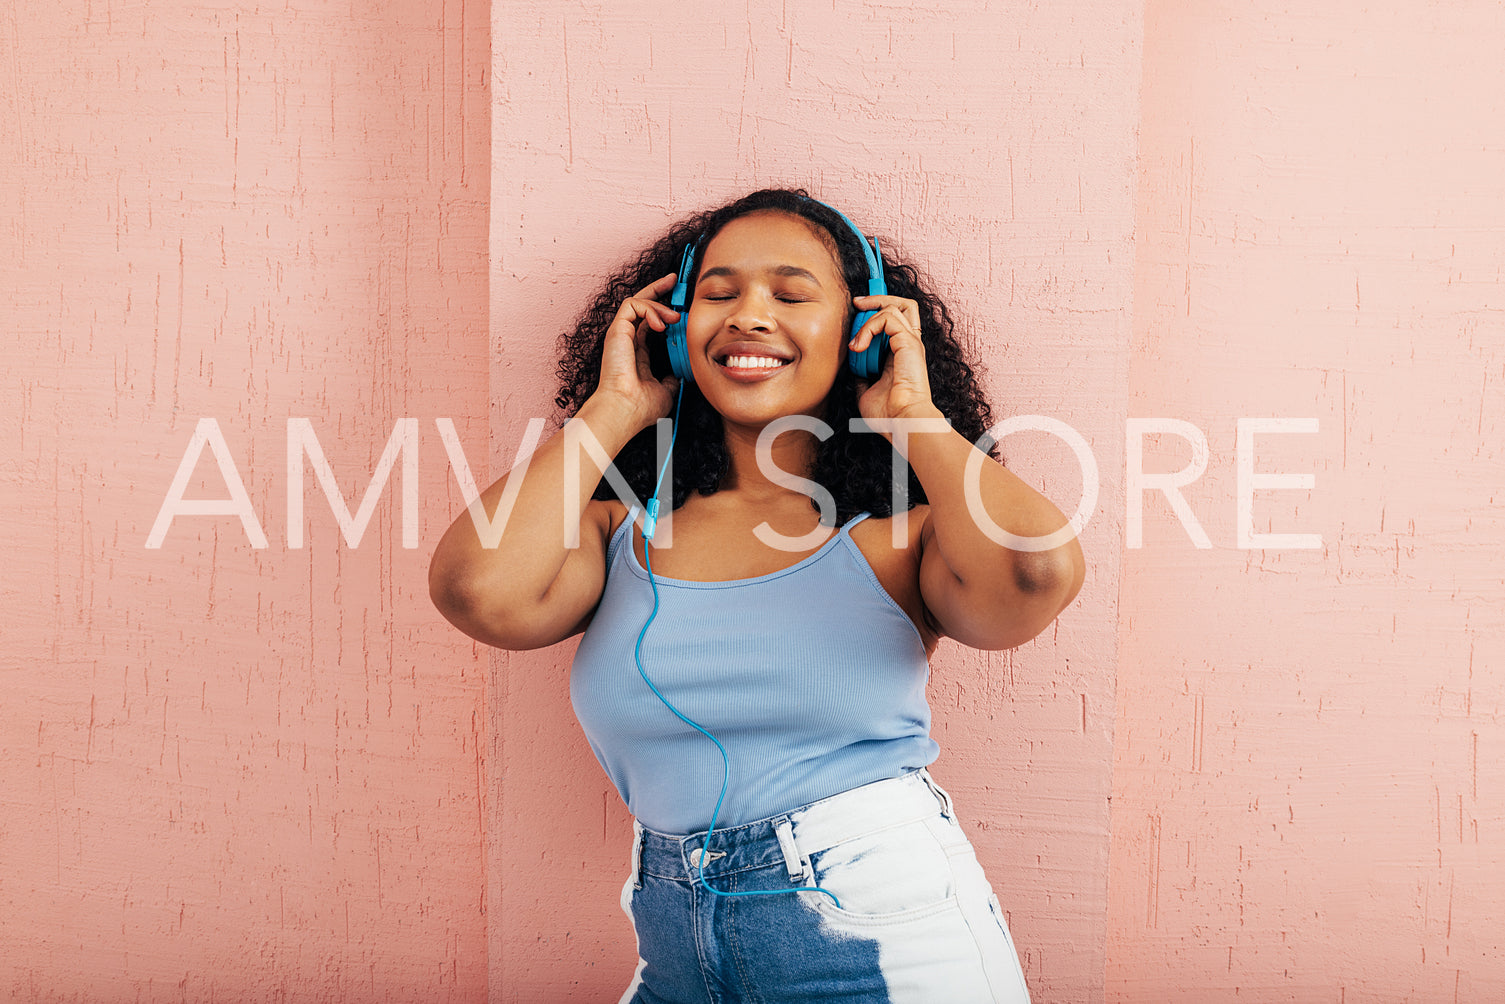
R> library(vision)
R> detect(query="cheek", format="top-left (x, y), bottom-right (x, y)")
top-left (812, 313), bottom-right (852, 359)
top-left (684, 306), bottom-right (717, 345)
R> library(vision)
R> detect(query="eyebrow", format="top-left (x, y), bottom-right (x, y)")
top-left (696, 264), bottom-right (825, 285)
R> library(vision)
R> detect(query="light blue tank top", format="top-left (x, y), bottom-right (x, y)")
top-left (569, 509), bottom-right (940, 835)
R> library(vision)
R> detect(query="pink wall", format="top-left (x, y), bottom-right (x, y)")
top-left (1108, 2), bottom-right (1505, 999)
top-left (10, 1), bottom-right (1505, 1002)
top-left (3, 2), bottom-right (489, 1000)
top-left (490, 2), bottom-right (1140, 1000)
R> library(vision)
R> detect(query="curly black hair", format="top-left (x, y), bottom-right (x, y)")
top-left (554, 187), bottom-right (999, 526)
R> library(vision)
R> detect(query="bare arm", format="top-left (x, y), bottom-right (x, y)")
top-left (428, 273), bottom-right (682, 650)
top-left (907, 422), bottom-right (1085, 650)
top-left (851, 294), bottom-right (1085, 651)
top-left (427, 401), bottom-right (639, 650)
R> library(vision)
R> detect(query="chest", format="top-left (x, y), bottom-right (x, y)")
top-left (622, 504), bottom-right (935, 654)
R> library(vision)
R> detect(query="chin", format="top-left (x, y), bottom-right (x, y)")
top-left (709, 398), bottom-right (834, 431)
top-left (697, 372), bottom-right (838, 425)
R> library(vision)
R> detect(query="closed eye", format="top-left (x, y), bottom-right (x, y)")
top-left (702, 295), bottom-right (809, 303)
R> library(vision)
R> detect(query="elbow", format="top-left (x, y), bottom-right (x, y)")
top-left (428, 563), bottom-right (468, 623)
top-left (924, 538), bottom-right (1086, 651)
top-left (427, 558), bottom-right (568, 651)
top-left (429, 573), bottom-right (519, 649)
top-left (938, 554), bottom-right (1084, 651)
top-left (428, 547), bottom-right (472, 620)
top-left (429, 560), bottom-right (484, 636)
top-left (428, 558), bottom-right (508, 646)
top-left (1011, 540), bottom-right (1085, 616)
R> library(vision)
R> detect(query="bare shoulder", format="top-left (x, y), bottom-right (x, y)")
top-left (846, 505), bottom-right (941, 655)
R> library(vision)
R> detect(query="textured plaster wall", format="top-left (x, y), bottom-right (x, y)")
top-left (2, 1), bottom-right (490, 1000)
top-left (1108, 2), bottom-right (1505, 1000)
top-left (11, 1), bottom-right (1505, 1002)
top-left (490, 2), bottom-right (1140, 1001)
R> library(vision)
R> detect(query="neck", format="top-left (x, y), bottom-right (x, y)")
top-left (718, 418), bottom-right (821, 504)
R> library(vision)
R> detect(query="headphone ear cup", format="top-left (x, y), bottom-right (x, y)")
top-left (663, 315), bottom-right (696, 384)
top-left (846, 309), bottom-right (889, 380)
top-left (661, 240), bottom-right (700, 384)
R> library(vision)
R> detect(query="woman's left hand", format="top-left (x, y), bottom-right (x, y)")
top-left (850, 295), bottom-right (940, 424)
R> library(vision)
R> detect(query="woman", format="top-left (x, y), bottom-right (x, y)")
top-left (429, 188), bottom-right (1084, 1003)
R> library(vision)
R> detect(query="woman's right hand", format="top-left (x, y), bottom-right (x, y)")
top-left (591, 271), bottom-right (683, 432)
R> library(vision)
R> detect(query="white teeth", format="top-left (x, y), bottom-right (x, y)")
top-left (723, 355), bottom-right (789, 369)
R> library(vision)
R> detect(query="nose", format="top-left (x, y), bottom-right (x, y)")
top-left (726, 288), bottom-right (775, 333)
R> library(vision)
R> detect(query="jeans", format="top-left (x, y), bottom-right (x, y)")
top-left (617, 769), bottom-right (1032, 1004)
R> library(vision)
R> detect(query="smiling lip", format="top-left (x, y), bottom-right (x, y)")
top-left (716, 356), bottom-right (790, 382)
top-left (713, 342), bottom-right (794, 381)
top-left (721, 354), bottom-right (790, 370)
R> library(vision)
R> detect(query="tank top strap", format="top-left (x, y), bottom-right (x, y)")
top-left (610, 507), bottom-right (867, 569)
top-left (839, 511), bottom-right (873, 536)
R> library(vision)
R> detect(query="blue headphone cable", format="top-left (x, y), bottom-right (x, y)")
top-left (632, 381), bottom-right (841, 908)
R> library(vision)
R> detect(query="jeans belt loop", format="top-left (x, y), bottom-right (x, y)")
top-left (918, 768), bottom-right (956, 820)
top-left (630, 820), bottom-right (644, 890)
top-left (773, 817), bottom-right (810, 883)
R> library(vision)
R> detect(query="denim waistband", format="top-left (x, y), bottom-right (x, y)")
top-left (627, 768), bottom-right (956, 890)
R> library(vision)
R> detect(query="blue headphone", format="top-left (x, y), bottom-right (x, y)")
top-left (661, 199), bottom-right (891, 383)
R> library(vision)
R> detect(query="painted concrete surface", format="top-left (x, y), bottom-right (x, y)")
top-left (8, 0), bottom-right (1505, 1001)
top-left (3, 1), bottom-right (490, 1000)
top-left (1108, 2), bottom-right (1505, 1000)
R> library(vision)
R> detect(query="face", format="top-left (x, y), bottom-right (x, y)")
top-left (685, 210), bottom-right (851, 428)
